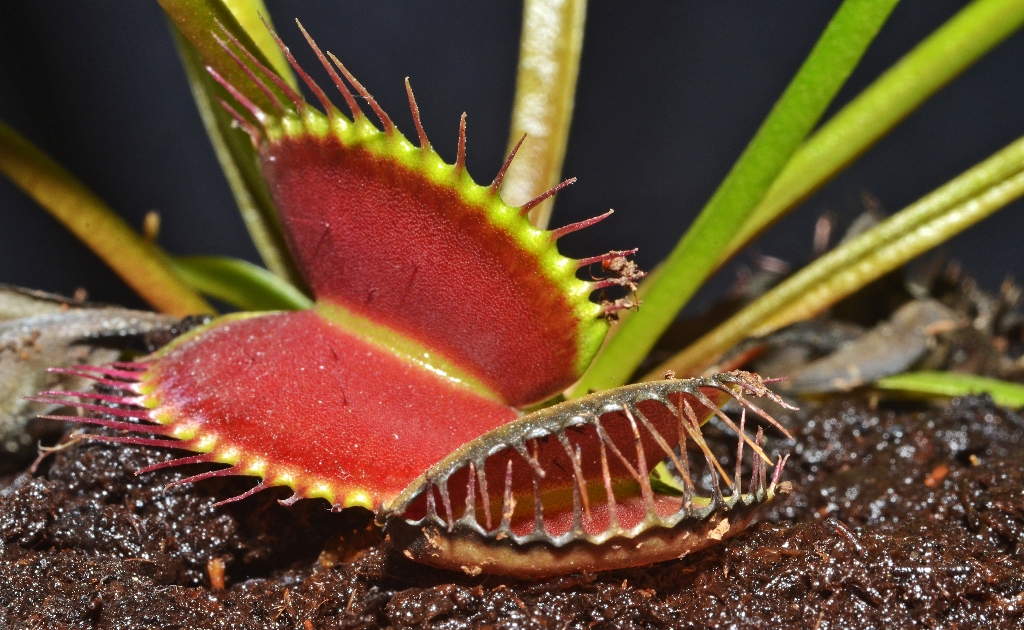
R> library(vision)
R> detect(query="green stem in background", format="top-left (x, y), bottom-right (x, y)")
top-left (172, 25), bottom-right (306, 288)
top-left (874, 371), bottom-right (1024, 409)
top-left (723, 0), bottom-right (1024, 260)
top-left (0, 121), bottom-right (215, 317)
top-left (651, 134), bottom-right (1024, 378)
top-left (219, 0), bottom-right (295, 83)
top-left (171, 255), bottom-right (312, 311)
top-left (569, 0), bottom-right (899, 396)
top-left (500, 0), bottom-right (587, 230)
top-left (159, 0), bottom-right (297, 114)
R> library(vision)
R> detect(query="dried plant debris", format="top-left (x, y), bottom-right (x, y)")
top-left (1, 393), bottom-right (1021, 628)
top-left (0, 285), bottom-right (176, 467)
top-left (715, 260), bottom-right (1024, 403)
top-left (781, 298), bottom-right (959, 393)
top-left (0, 283), bottom-right (89, 321)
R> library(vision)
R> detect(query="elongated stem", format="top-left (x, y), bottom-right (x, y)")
top-left (0, 121), bottom-right (214, 317)
top-left (570, 0), bottom-right (899, 396)
top-left (219, 0), bottom-right (296, 84)
top-left (723, 0), bottom-right (1024, 259)
top-left (500, 0), bottom-right (588, 230)
top-left (650, 134), bottom-right (1024, 378)
top-left (172, 26), bottom-right (306, 288)
top-left (159, 0), bottom-right (297, 114)
top-left (171, 255), bottom-right (312, 311)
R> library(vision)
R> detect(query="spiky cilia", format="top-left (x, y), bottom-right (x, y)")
top-left (383, 372), bottom-right (794, 576)
top-left (36, 20), bottom-right (643, 512)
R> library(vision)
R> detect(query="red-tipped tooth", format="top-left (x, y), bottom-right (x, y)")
top-left (214, 20), bottom-right (305, 113)
top-left (24, 397), bottom-right (151, 420)
top-left (35, 390), bottom-right (142, 406)
top-left (292, 19), bottom-right (357, 119)
top-left (136, 453), bottom-right (215, 476)
top-left (206, 66), bottom-right (268, 125)
top-left (519, 177), bottom-right (576, 216)
top-left (405, 78), bottom-right (430, 150)
top-left (326, 51), bottom-right (395, 136)
top-left (45, 368), bottom-right (142, 391)
top-left (37, 415), bottom-right (167, 435)
top-left (550, 209), bottom-right (614, 240)
top-left (490, 133), bottom-right (526, 195)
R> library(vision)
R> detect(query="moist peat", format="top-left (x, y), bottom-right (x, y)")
top-left (1, 394), bottom-right (1021, 628)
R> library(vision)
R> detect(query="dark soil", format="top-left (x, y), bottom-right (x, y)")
top-left (2, 394), bottom-right (1022, 628)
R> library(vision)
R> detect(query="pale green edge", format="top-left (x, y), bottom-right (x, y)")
top-left (314, 302), bottom-right (502, 403)
top-left (140, 302), bottom-right (501, 406)
top-left (875, 371), bottom-right (1024, 409)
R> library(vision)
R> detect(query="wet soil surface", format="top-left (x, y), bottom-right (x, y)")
top-left (1, 396), bottom-right (1021, 628)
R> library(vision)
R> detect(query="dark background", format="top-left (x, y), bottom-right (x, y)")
top-left (1, 1), bottom-right (1022, 313)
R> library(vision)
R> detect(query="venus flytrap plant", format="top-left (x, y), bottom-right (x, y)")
top-left (500, 0), bottom-right (587, 230)
top-left (17, 8), bottom-right (779, 577)
top-left (2, 0), bottom-right (1024, 577)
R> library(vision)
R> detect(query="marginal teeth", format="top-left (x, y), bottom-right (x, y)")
top-left (384, 371), bottom-right (794, 576)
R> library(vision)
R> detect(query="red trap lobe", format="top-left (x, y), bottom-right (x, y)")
top-left (44, 312), bottom-right (517, 508)
top-left (147, 311), bottom-right (518, 505)
top-left (383, 372), bottom-right (793, 576)
top-left (262, 134), bottom-right (583, 407)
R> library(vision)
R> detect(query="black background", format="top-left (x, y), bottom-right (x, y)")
top-left (1, 2), bottom-right (1022, 314)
